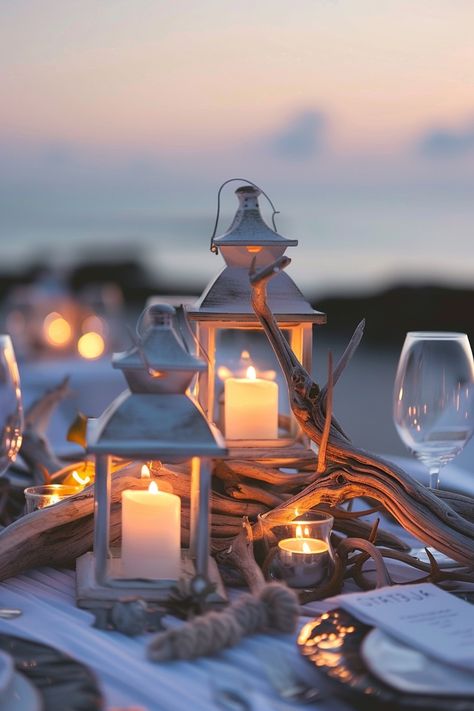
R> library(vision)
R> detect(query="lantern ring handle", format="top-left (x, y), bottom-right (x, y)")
top-left (209, 178), bottom-right (280, 254)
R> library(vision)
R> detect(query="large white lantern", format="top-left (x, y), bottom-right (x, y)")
top-left (187, 183), bottom-right (326, 457)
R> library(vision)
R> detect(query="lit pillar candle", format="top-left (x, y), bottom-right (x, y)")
top-left (121, 480), bottom-right (181, 580)
top-left (224, 366), bottom-right (278, 439)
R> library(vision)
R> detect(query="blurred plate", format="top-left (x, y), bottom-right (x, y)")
top-left (1, 671), bottom-right (42, 711)
top-left (0, 650), bottom-right (13, 695)
top-left (298, 608), bottom-right (474, 711)
top-left (0, 633), bottom-right (103, 711)
top-left (362, 628), bottom-right (474, 697)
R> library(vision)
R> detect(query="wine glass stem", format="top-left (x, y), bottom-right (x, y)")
top-left (429, 467), bottom-right (440, 489)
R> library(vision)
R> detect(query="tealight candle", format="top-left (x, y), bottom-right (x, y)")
top-left (224, 365), bottom-right (278, 439)
top-left (121, 480), bottom-right (181, 580)
top-left (277, 537), bottom-right (329, 588)
top-left (274, 523), bottom-right (331, 588)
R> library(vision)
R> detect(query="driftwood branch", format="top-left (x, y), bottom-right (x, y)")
top-left (1, 261), bottom-right (473, 597)
top-left (20, 377), bottom-right (70, 483)
top-left (249, 256), bottom-right (474, 567)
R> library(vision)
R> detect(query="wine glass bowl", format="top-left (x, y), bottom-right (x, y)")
top-left (393, 332), bottom-right (474, 489)
top-left (0, 335), bottom-right (23, 476)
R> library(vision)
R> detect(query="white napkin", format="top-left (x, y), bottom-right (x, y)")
top-left (339, 582), bottom-right (474, 673)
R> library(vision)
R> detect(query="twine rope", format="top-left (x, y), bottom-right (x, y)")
top-left (147, 582), bottom-right (299, 662)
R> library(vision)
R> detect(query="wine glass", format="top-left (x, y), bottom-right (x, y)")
top-left (0, 335), bottom-right (24, 618)
top-left (393, 332), bottom-right (474, 490)
top-left (0, 335), bottom-right (23, 476)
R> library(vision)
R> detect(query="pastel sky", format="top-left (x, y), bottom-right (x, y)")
top-left (1, 1), bottom-right (473, 159)
top-left (0, 1), bottom-right (473, 291)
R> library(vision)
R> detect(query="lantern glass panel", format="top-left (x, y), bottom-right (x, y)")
top-left (215, 328), bottom-right (292, 432)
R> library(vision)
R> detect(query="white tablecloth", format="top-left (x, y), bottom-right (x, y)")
top-left (1, 454), bottom-right (471, 711)
top-left (0, 568), bottom-right (357, 711)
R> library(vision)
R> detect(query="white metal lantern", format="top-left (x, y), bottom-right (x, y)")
top-left (187, 183), bottom-right (326, 456)
top-left (76, 304), bottom-right (227, 618)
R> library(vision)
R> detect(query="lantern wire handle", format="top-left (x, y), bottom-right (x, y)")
top-left (210, 178), bottom-right (280, 254)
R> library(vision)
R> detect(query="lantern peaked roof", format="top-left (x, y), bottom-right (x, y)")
top-left (88, 303), bottom-right (227, 459)
top-left (187, 267), bottom-right (326, 324)
top-left (211, 186), bottom-right (298, 250)
top-left (189, 183), bottom-right (326, 325)
top-left (88, 391), bottom-right (227, 459)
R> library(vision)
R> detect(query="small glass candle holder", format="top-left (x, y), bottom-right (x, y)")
top-left (24, 484), bottom-right (82, 513)
top-left (258, 511), bottom-right (335, 589)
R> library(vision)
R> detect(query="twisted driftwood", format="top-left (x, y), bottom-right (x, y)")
top-left (246, 256), bottom-right (474, 567)
top-left (0, 259), bottom-right (473, 595)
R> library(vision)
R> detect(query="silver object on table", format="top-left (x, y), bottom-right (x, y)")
top-left (0, 608), bottom-right (22, 619)
top-left (258, 648), bottom-right (322, 704)
top-left (212, 686), bottom-right (253, 711)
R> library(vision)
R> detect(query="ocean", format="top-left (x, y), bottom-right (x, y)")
top-left (1, 185), bottom-right (473, 299)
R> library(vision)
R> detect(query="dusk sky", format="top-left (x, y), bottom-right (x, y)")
top-left (2, 1), bottom-right (473, 154)
top-left (0, 1), bottom-right (473, 292)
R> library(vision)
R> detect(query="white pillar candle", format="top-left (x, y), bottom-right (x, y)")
top-left (224, 366), bottom-right (278, 439)
top-left (121, 480), bottom-right (181, 580)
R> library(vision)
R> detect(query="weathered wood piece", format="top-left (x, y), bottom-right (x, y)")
top-left (2, 261), bottom-right (473, 592)
top-left (20, 377), bottom-right (70, 483)
top-left (249, 256), bottom-right (474, 567)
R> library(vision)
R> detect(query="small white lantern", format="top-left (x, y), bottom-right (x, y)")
top-left (76, 304), bottom-right (227, 618)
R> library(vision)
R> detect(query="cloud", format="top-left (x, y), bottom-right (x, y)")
top-left (418, 120), bottom-right (474, 158)
top-left (265, 110), bottom-right (326, 161)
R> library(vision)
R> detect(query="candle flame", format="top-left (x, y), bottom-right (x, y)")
top-left (148, 480), bottom-right (159, 494)
top-left (296, 524), bottom-right (303, 538)
top-left (246, 365), bottom-right (257, 380)
top-left (240, 350), bottom-right (250, 359)
top-left (141, 464), bottom-right (151, 478)
top-left (304, 526), bottom-right (310, 537)
top-left (72, 469), bottom-right (91, 486)
top-left (302, 541), bottom-right (311, 554)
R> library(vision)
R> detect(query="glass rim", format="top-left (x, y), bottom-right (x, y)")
top-left (258, 510), bottom-right (334, 525)
top-left (24, 484), bottom-right (82, 497)
top-left (405, 331), bottom-right (468, 340)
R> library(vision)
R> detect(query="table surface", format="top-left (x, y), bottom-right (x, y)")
top-left (0, 567), bottom-right (359, 711)
top-left (1, 455), bottom-right (472, 711)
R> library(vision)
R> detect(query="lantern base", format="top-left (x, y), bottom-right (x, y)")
top-left (225, 439), bottom-right (314, 460)
top-left (75, 549), bottom-right (227, 614)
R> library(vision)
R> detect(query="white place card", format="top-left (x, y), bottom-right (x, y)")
top-left (339, 583), bottom-right (474, 672)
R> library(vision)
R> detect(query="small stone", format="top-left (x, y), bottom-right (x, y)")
top-left (111, 598), bottom-right (148, 636)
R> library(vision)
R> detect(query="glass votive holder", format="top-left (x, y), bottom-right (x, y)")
top-left (24, 484), bottom-right (82, 513)
top-left (258, 511), bottom-right (335, 589)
